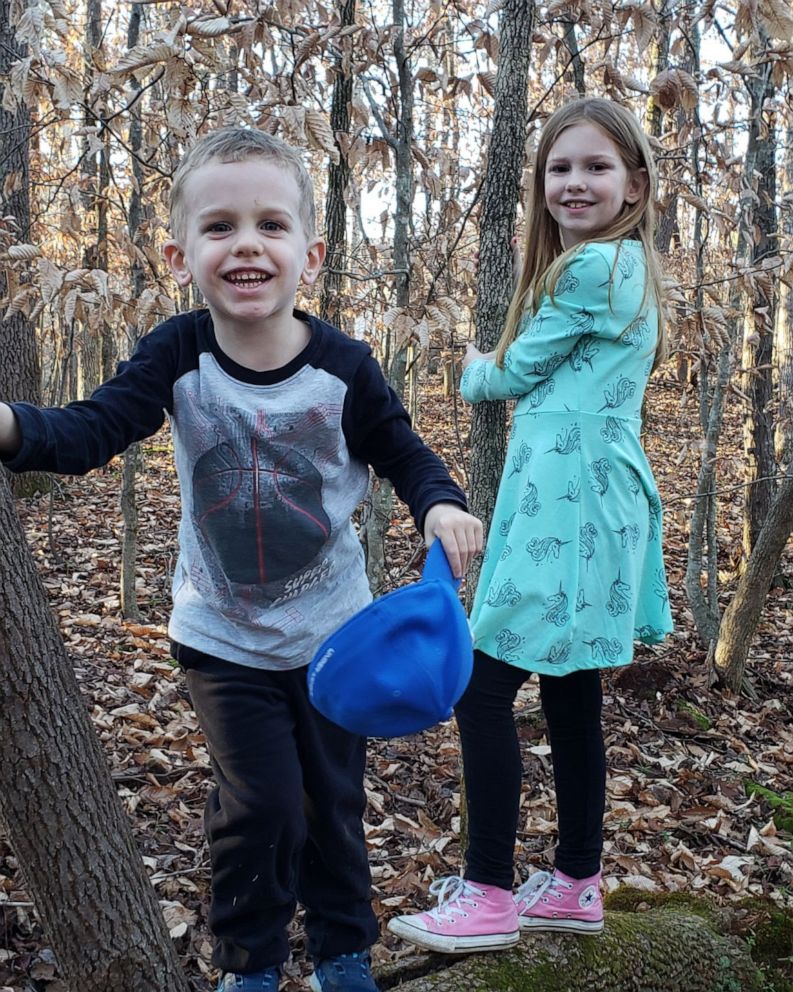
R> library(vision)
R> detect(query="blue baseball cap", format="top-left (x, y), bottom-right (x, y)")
top-left (307, 540), bottom-right (474, 737)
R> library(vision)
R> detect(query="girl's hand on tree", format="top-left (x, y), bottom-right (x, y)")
top-left (511, 235), bottom-right (523, 288)
top-left (423, 502), bottom-right (483, 579)
top-left (0, 404), bottom-right (21, 456)
top-left (462, 343), bottom-right (496, 370)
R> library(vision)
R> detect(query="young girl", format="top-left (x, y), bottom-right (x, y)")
top-left (388, 97), bottom-right (673, 953)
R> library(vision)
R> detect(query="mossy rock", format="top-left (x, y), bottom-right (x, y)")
top-left (381, 900), bottom-right (766, 991)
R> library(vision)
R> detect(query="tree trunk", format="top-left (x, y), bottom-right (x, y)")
top-left (0, 474), bottom-right (190, 991)
top-left (79, 0), bottom-right (110, 398)
top-left (363, 0), bottom-right (415, 594)
top-left (119, 1), bottom-right (146, 622)
top-left (775, 117), bottom-right (793, 470)
top-left (0, 0), bottom-right (47, 497)
top-left (466, 0), bottom-right (535, 603)
top-left (741, 33), bottom-right (777, 557)
top-left (561, 18), bottom-right (585, 95)
top-left (319, 0), bottom-right (356, 331)
top-left (714, 468), bottom-right (793, 691)
top-left (381, 908), bottom-right (764, 992)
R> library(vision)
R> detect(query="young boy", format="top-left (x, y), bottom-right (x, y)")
top-left (0, 128), bottom-right (483, 992)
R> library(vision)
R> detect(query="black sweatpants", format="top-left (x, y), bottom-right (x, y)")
top-left (175, 644), bottom-right (378, 974)
top-left (454, 650), bottom-right (606, 888)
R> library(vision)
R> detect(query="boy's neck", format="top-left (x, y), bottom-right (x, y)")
top-left (212, 311), bottom-right (312, 372)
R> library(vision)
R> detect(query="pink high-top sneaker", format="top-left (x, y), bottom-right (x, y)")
top-left (387, 876), bottom-right (520, 953)
top-left (514, 869), bottom-right (604, 934)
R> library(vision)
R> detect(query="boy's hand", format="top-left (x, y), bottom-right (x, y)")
top-left (0, 404), bottom-right (21, 456)
top-left (423, 502), bottom-right (483, 579)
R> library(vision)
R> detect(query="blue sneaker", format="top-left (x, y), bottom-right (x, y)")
top-left (217, 968), bottom-right (279, 991)
top-left (309, 951), bottom-right (379, 991)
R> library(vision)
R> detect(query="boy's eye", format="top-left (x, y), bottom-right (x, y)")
top-left (206, 221), bottom-right (231, 233)
top-left (262, 220), bottom-right (284, 232)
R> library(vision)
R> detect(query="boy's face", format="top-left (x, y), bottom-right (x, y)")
top-left (163, 158), bottom-right (325, 338)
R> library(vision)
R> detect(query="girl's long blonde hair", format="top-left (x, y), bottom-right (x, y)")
top-left (496, 97), bottom-right (667, 370)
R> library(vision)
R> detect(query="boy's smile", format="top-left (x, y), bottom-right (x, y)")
top-left (164, 158), bottom-right (325, 368)
top-left (544, 122), bottom-right (646, 248)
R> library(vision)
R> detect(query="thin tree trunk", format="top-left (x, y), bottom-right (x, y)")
top-left (0, 0), bottom-right (47, 497)
top-left (561, 18), bottom-right (585, 95)
top-left (319, 0), bottom-right (356, 331)
top-left (775, 118), bottom-right (793, 470)
top-left (363, 0), bottom-right (415, 593)
top-left (120, 1), bottom-right (146, 621)
top-left (466, 0), bottom-right (535, 603)
top-left (684, 15), bottom-right (723, 646)
top-left (714, 469), bottom-right (793, 691)
top-left (741, 33), bottom-right (777, 557)
top-left (0, 475), bottom-right (191, 991)
top-left (79, 0), bottom-right (108, 398)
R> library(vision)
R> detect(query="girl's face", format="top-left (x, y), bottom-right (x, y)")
top-left (544, 122), bottom-right (647, 248)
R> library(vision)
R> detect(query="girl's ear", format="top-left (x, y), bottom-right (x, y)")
top-left (625, 167), bottom-right (649, 206)
top-left (163, 241), bottom-right (193, 287)
top-left (301, 236), bottom-right (327, 286)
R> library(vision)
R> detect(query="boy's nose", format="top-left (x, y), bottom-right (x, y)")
top-left (231, 228), bottom-right (264, 254)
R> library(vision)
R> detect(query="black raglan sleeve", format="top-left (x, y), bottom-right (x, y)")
top-left (2, 320), bottom-right (183, 476)
top-left (343, 350), bottom-right (467, 531)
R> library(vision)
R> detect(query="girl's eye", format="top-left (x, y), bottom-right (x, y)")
top-left (548, 165), bottom-right (568, 174)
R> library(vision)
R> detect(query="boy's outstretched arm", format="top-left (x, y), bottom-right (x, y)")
top-left (0, 404), bottom-right (21, 457)
top-left (423, 502), bottom-right (483, 579)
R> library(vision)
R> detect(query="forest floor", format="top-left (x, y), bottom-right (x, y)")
top-left (0, 368), bottom-right (791, 991)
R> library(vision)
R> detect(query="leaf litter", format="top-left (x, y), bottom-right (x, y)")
top-left (0, 373), bottom-right (791, 991)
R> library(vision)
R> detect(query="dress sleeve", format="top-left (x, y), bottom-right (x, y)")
top-left (460, 243), bottom-right (641, 403)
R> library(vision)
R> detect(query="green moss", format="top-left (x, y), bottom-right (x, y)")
top-left (603, 887), bottom-right (718, 921)
top-left (745, 782), bottom-right (793, 834)
top-left (730, 898), bottom-right (793, 992)
top-left (677, 700), bottom-right (713, 729)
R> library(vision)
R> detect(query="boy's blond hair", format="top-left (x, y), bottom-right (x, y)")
top-left (498, 97), bottom-right (667, 371)
top-left (169, 127), bottom-right (317, 241)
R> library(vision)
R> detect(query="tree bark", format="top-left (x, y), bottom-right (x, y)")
top-left (0, 0), bottom-right (47, 497)
top-left (466, 0), bottom-right (535, 603)
top-left (714, 468), bottom-right (793, 691)
top-left (741, 33), bottom-right (778, 557)
top-left (775, 117), bottom-right (793, 470)
top-left (319, 0), bottom-right (356, 331)
top-left (363, 0), bottom-right (415, 594)
top-left (0, 474), bottom-right (190, 992)
top-left (381, 908), bottom-right (764, 992)
top-left (119, 1), bottom-right (147, 622)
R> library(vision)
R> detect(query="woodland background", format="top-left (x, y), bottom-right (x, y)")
top-left (0, 0), bottom-right (792, 990)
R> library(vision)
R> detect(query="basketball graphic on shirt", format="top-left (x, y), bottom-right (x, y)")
top-left (193, 436), bottom-right (330, 585)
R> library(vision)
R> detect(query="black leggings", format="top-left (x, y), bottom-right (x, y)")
top-left (454, 650), bottom-right (605, 887)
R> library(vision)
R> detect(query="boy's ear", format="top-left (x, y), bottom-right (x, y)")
top-left (301, 237), bottom-right (327, 286)
top-left (163, 240), bottom-right (193, 287)
top-left (625, 167), bottom-right (649, 205)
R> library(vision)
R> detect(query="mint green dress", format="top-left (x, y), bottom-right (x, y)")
top-left (461, 240), bottom-right (673, 675)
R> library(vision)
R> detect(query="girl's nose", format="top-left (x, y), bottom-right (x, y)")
top-left (566, 173), bottom-right (587, 191)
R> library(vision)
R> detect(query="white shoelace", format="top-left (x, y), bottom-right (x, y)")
top-left (514, 871), bottom-right (571, 908)
top-left (425, 875), bottom-right (486, 923)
